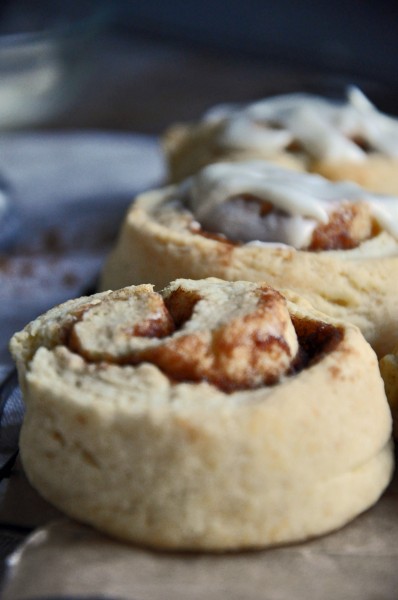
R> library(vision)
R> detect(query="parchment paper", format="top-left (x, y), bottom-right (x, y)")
top-left (2, 456), bottom-right (397, 600)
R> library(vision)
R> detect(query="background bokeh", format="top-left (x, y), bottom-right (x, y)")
top-left (0, 0), bottom-right (396, 131)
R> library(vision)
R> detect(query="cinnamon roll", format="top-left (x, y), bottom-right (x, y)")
top-left (101, 161), bottom-right (398, 357)
top-left (164, 87), bottom-right (398, 194)
top-left (10, 279), bottom-right (393, 550)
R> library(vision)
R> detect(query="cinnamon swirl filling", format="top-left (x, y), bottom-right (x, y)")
top-left (64, 280), bottom-right (343, 393)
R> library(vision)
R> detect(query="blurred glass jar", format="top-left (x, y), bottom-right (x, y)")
top-left (0, 9), bottom-right (106, 129)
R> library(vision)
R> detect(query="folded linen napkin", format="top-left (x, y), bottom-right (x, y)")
top-left (0, 131), bottom-right (165, 369)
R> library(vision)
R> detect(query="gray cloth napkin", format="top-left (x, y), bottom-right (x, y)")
top-left (0, 131), bottom-right (165, 368)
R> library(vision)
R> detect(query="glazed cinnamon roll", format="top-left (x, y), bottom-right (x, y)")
top-left (101, 161), bottom-right (398, 357)
top-left (164, 87), bottom-right (398, 194)
top-left (10, 279), bottom-right (393, 550)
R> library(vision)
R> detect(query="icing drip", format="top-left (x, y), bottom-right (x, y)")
top-left (179, 161), bottom-right (398, 249)
top-left (204, 87), bottom-right (398, 162)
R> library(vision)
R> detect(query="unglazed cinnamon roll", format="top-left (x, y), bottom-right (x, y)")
top-left (164, 87), bottom-right (398, 194)
top-left (101, 161), bottom-right (398, 357)
top-left (10, 279), bottom-right (393, 551)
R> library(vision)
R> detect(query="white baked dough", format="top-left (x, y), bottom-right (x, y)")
top-left (101, 164), bottom-right (398, 357)
top-left (10, 279), bottom-right (393, 550)
top-left (164, 88), bottom-right (398, 194)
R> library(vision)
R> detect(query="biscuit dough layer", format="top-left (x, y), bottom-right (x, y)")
top-left (10, 280), bottom-right (393, 550)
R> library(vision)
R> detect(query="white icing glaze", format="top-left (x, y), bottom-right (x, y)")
top-left (179, 161), bottom-right (398, 249)
top-left (204, 87), bottom-right (398, 162)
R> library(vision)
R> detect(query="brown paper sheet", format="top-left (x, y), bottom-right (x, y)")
top-left (2, 461), bottom-right (398, 600)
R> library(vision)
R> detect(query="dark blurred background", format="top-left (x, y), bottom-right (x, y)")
top-left (0, 0), bottom-right (397, 132)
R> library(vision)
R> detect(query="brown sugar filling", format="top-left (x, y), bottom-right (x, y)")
top-left (308, 202), bottom-right (378, 251)
top-left (291, 317), bottom-right (344, 372)
top-left (350, 135), bottom-right (372, 153)
top-left (138, 287), bottom-right (296, 392)
top-left (65, 287), bottom-right (344, 393)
